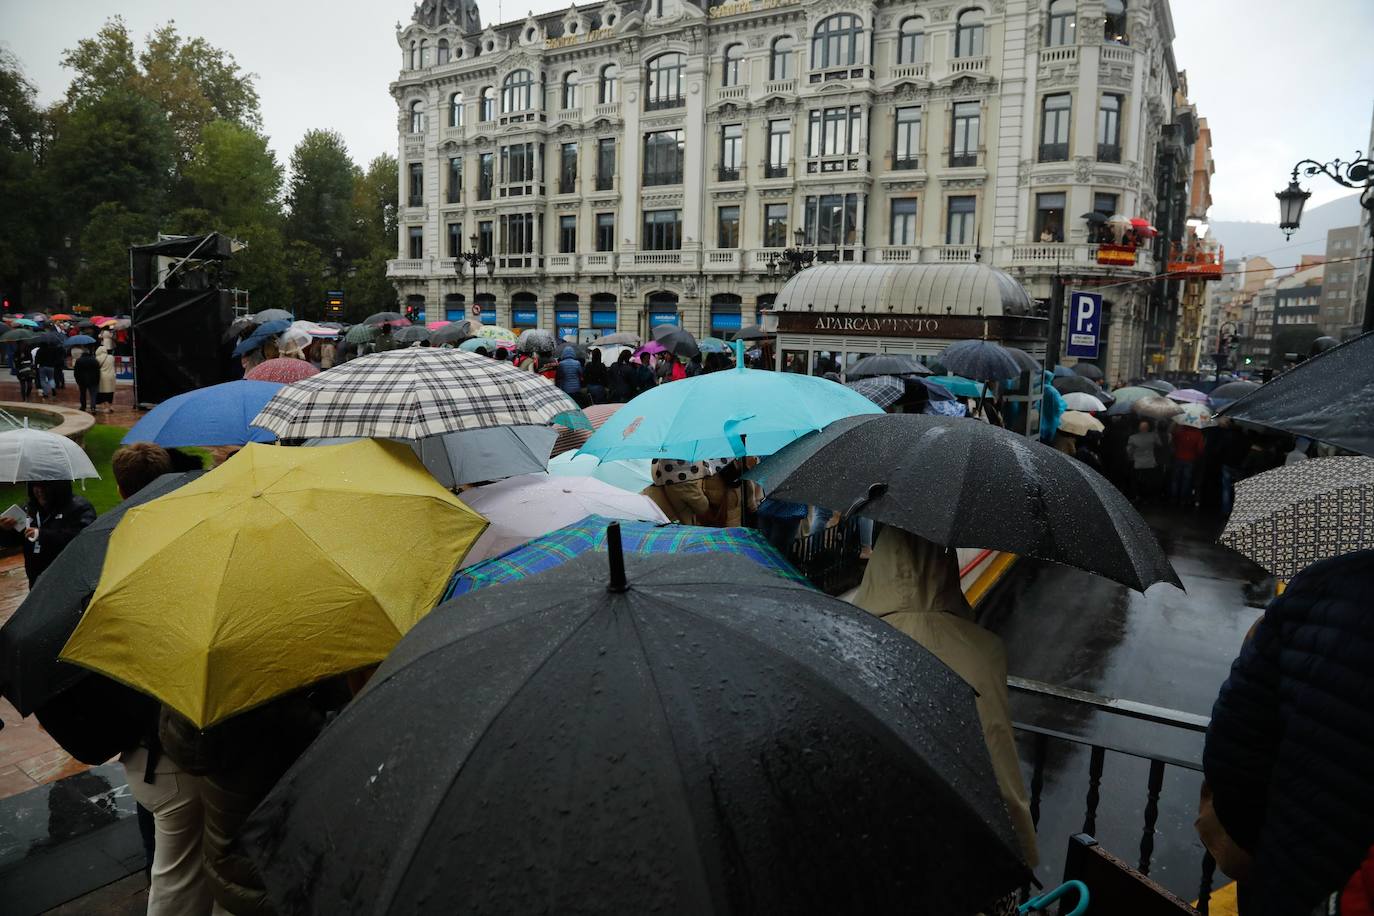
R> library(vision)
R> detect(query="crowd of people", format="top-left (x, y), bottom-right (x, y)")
top-left (5, 323), bottom-right (120, 411)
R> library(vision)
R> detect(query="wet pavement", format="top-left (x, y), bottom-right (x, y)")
top-left (984, 504), bottom-right (1271, 900)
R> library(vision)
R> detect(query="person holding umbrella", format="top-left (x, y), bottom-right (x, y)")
top-left (95, 343), bottom-right (117, 412)
top-left (11, 342), bottom-right (34, 401)
top-left (73, 346), bottom-right (100, 412)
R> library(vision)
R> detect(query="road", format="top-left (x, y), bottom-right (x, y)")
top-left (981, 505), bottom-right (1271, 901)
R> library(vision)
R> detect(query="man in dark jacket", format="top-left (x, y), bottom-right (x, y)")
top-left (0, 480), bottom-right (97, 585)
top-left (1199, 550), bottom-right (1374, 916)
top-left (608, 351), bottom-right (635, 402)
top-left (555, 346), bottom-right (584, 403)
top-left (633, 352), bottom-right (655, 395)
top-left (73, 350), bottom-right (101, 412)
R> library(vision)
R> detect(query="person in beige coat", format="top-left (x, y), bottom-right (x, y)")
top-left (95, 345), bottom-right (117, 411)
top-left (852, 527), bottom-right (1039, 869)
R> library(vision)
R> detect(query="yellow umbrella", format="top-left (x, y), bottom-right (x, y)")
top-left (60, 439), bottom-right (487, 728)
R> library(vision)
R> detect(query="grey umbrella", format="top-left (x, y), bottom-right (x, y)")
top-left (1208, 380), bottom-right (1262, 411)
top-left (1054, 375), bottom-right (1113, 403)
top-left (1141, 379), bottom-right (1175, 394)
top-left (253, 308), bottom-right (294, 323)
top-left (430, 321), bottom-right (477, 346)
top-left (517, 328), bottom-right (558, 353)
top-left (242, 548), bottom-right (1028, 915)
top-left (305, 426), bottom-right (557, 488)
top-left (936, 339), bottom-right (1026, 382)
top-left (653, 326), bottom-right (699, 359)
top-left (1072, 362), bottom-right (1105, 381)
top-left (846, 353), bottom-right (932, 379)
top-left (735, 324), bottom-right (770, 340)
top-left (363, 311), bottom-right (405, 326)
top-left (746, 414), bottom-right (1180, 591)
top-left (1220, 332), bottom-right (1374, 455)
top-left (392, 325), bottom-right (431, 344)
top-left (594, 330), bottom-right (641, 347)
top-left (1132, 394), bottom-right (1184, 420)
top-left (844, 375), bottom-right (906, 408)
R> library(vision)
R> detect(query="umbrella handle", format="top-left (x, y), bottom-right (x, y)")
top-left (842, 483), bottom-right (888, 523)
top-left (606, 521), bottom-right (629, 593)
top-left (1018, 880), bottom-right (1089, 915)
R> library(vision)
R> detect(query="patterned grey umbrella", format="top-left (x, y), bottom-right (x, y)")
top-left (517, 329), bottom-right (559, 353)
top-left (1220, 456), bottom-right (1374, 578)
top-left (844, 375), bottom-right (905, 409)
top-left (1131, 394), bottom-right (1184, 420)
top-left (251, 349), bottom-right (588, 441)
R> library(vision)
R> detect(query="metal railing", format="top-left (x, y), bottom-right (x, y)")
top-left (1098, 143), bottom-right (1122, 163)
top-left (594, 174), bottom-right (615, 191)
top-left (1009, 677), bottom-right (1218, 913)
top-left (786, 518), bottom-right (864, 595)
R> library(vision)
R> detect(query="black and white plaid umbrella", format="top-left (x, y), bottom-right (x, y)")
top-left (252, 349), bottom-right (588, 441)
top-left (1220, 456), bottom-right (1374, 578)
top-left (845, 375), bottom-right (905, 409)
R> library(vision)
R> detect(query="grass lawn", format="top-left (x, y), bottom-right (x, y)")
top-left (0, 426), bottom-right (210, 516)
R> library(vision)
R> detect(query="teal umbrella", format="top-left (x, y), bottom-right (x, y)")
top-left (924, 375), bottom-right (987, 399)
top-left (579, 342), bottom-right (882, 461)
top-left (458, 338), bottom-right (495, 353)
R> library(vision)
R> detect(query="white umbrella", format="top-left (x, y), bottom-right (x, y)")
top-left (1058, 410), bottom-right (1105, 437)
top-left (1174, 402), bottom-right (1216, 429)
top-left (1060, 392), bottom-right (1108, 413)
top-left (459, 473), bottom-right (667, 563)
top-left (546, 451), bottom-right (654, 493)
top-left (0, 429), bottom-right (100, 482)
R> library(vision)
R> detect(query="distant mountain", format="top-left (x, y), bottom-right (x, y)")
top-left (1209, 194), bottom-right (1363, 265)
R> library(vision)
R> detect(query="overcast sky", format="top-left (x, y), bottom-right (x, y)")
top-left (4, 0), bottom-right (1371, 222)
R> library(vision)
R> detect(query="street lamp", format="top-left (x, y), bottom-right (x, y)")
top-left (1214, 320), bottom-right (1239, 373)
top-left (777, 228), bottom-right (815, 276)
top-left (1276, 153), bottom-right (1374, 331)
top-left (455, 233), bottom-right (492, 320)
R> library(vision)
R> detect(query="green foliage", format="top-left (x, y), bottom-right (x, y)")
top-left (0, 54), bottom-right (47, 292)
top-left (73, 203), bottom-right (158, 311)
top-left (286, 130), bottom-right (359, 255)
top-left (181, 121), bottom-right (281, 226)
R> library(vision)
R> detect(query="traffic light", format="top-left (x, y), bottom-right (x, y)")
top-left (405, 303), bottom-right (420, 324)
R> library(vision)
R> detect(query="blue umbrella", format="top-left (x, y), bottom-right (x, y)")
top-left (231, 320), bottom-right (291, 358)
top-left (580, 342), bottom-right (882, 461)
top-left (122, 380), bottom-right (284, 447)
top-left (924, 375), bottom-right (986, 399)
top-left (63, 334), bottom-right (97, 348)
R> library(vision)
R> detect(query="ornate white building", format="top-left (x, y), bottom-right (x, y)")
top-left (388, 0), bottom-right (1188, 378)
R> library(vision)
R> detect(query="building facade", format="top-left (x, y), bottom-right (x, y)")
top-left (387, 0), bottom-right (1188, 379)
top-left (1321, 225), bottom-right (1361, 336)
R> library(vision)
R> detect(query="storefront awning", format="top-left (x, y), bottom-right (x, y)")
top-left (775, 264), bottom-right (1034, 318)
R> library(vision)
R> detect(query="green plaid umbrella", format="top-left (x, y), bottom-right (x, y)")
top-left (445, 514), bottom-right (806, 599)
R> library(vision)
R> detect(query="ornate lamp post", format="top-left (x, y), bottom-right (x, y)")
top-left (778, 228), bottom-right (814, 276)
top-left (1276, 154), bottom-right (1374, 332)
top-left (455, 233), bottom-right (493, 321)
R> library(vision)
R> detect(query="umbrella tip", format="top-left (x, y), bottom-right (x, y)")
top-left (606, 521), bottom-right (629, 594)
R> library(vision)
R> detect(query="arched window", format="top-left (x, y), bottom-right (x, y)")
top-left (448, 92), bottom-right (464, 127)
top-left (722, 44), bottom-right (743, 87)
top-left (1046, 0), bottom-right (1075, 46)
top-left (811, 14), bottom-right (862, 70)
top-left (562, 71), bottom-right (580, 110)
top-left (419, 40), bottom-right (430, 67)
top-left (480, 86), bottom-right (496, 121)
top-left (897, 18), bottom-right (924, 64)
top-left (955, 9), bottom-right (985, 58)
top-left (770, 36), bottom-right (794, 80)
top-left (645, 53), bottom-right (685, 110)
top-left (409, 100), bottom-right (425, 134)
top-left (599, 63), bottom-right (619, 103)
top-left (408, 41), bottom-right (419, 70)
top-left (502, 69), bottom-right (534, 113)
top-left (437, 38), bottom-right (450, 64)
top-left (1104, 0), bottom-right (1127, 43)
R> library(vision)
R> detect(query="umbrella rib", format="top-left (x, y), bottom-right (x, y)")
top-left (375, 604), bottom-right (607, 913)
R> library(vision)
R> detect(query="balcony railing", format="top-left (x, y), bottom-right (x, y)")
top-left (876, 246), bottom-right (916, 262)
top-left (645, 95), bottom-right (684, 112)
top-left (558, 176), bottom-right (576, 195)
top-left (717, 165), bottom-right (741, 182)
top-left (1039, 142), bottom-right (1070, 162)
top-left (890, 63), bottom-right (928, 80)
top-left (478, 183), bottom-right (492, 201)
top-left (765, 79), bottom-right (797, 94)
top-left (935, 245), bottom-right (977, 263)
top-left (1101, 45), bottom-right (1134, 64)
top-left (764, 164), bottom-right (789, 179)
top-left (892, 156), bottom-right (920, 171)
top-left (594, 174), bottom-right (615, 192)
top-left (594, 101), bottom-right (621, 118)
top-left (581, 253), bottom-right (615, 271)
top-left (715, 86), bottom-right (748, 102)
top-left (546, 254), bottom-right (575, 273)
top-left (1098, 143), bottom-right (1122, 163)
top-left (949, 151), bottom-right (978, 168)
top-left (1040, 47), bottom-right (1078, 65)
top-left (643, 169), bottom-right (683, 187)
top-left (950, 56), bottom-right (989, 74)
top-left (446, 189), bottom-right (461, 204)
top-left (1009, 676), bottom-right (1219, 912)
top-left (407, 196), bottom-right (424, 208)
top-left (386, 258), bottom-right (428, 278)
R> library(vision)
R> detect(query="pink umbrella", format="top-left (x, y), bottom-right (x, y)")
top-left (1167, 388), bottom-right (1209, 404)
top-left (245, 358), bottom-right (321, 384)
top-left (634, 340), bottom-right (667, 358)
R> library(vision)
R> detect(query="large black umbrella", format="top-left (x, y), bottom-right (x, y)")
top-left (937, 339), bottom-right (1025, 382)
top-left (430, 321), bottom-right (476, 346)
top-left (734, 324), bottom-right (770, 340)
top-left (1220, 332), bottom-right (1374, 455)
top-left (746, 414), bottom-right (1179, 591)
top-left (846, 353), bottom-right (932, 379)
top-left (1208, 379), bottom-right (1262, 411)
top-left (1054, 374), bottom-right (1112, 403)
top-left (652, 325), bottom-right (700, 359)
top-left (243, 547), bottom-right (1028, 915)
top-left (1141, 378), bottom-right (1175, 394)
top-left (0, 471), bottom-right (204, 715)
top-left (363, 310), bottom-right (405, 326)
top-left (1072, 362), bottom-right (1105, 381)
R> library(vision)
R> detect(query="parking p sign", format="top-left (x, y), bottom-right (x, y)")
top-left (1065, 290), bottom-right (1102, 359)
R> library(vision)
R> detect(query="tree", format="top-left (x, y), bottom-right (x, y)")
top-left (45, 88), bottom-right (176, 226)
top-left (285, 129), bottom-right (359, 254)
top-left (73, 202), bottom-right (158, 311)
top-left (181, 120), bottom-right (282, 228)
top-left (0, 52), bottom-right (48, 305)
top-left (353, 154), bottom-right (398, 252)
top-left (59, 17), bottom-right (138, 107)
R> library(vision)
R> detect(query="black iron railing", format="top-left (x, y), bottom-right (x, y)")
top-left (1009, 677), bottom-right (1217, 913)
top-left (1039, 142), bottom-right (1070, 162)
top-left (785, 518), bottom-right (864, 595)
top-left (1098, 143), bottom-right (1122, 163)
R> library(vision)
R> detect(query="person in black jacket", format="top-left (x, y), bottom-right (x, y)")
top-left (607, 350), bottom-right (635, 402)
top-left (0, 479), bottom-right (97, 585)
top-left (1198, 549), bottom-right (1374, 916)
top-left (73, 349), bottom-right (100, 412)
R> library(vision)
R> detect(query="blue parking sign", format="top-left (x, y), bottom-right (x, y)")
top-left (1065, 291), bottom-right (1101, 359)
